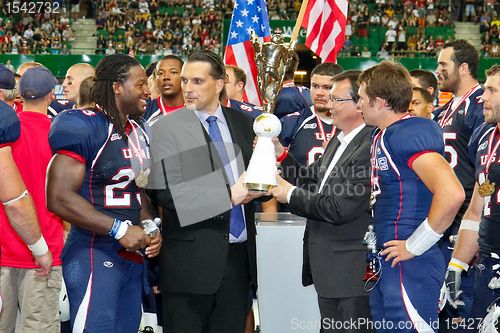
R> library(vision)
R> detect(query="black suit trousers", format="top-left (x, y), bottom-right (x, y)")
top-left (318, 295), bottom-right (373, 333)
top-left (163, 242), bottom-right (250, 333)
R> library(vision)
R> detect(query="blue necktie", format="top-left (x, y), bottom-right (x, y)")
top-left (206, 116), bottom-right (245, 238)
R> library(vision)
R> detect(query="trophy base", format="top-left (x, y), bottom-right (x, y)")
top-left (244, 183), bottom-right (273, 192)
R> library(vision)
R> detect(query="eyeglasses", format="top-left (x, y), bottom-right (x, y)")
top-left (329, 97), bottom-right (354, 103)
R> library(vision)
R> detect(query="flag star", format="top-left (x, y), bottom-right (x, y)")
top-left (247, 0), bottom-right (254, 4)
top-left (236, 20), bottom-right (243, 28)
top-left (234, 1), bottom-right (239, 9)
top-left (241, 8), bottom-right (249, 17)
top-left (261, 24), bottom-right (266, 31)
top-left (246, 27), bottom-right (254, 35)
top-left (231, 31), bottom-right (238, 39)
top-left (257, 6), bottom-right (261, 12)
top-left (251, 15), bottom-right (259, 23)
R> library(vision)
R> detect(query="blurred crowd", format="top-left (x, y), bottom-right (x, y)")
top-left (0, 11), bottom-right (74, 55)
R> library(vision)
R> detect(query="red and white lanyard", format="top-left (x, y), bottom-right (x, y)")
top-left (438, 83), bottom-right (480, 128)
top-left (315, 114), bottom-right (337, 143)
top-left (485, 126), bottom-right (500, 176)
top-left (127, 121), bottom-right (145, 170)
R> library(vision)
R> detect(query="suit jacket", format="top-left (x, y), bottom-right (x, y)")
top-left (148, 106), bottom-right (257, 295)
top-left (282, 125), bottom-right (373, 298)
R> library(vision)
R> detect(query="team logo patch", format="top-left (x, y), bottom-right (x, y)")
top-left (378, 157), bottom-right (389, 171)
top-left (479, 141), bottom-right (488, 151)
top-left (111, 133), bottom-right (122, 141)
top-left (103, 261), bottom-right (114, 268)
top-left (304, 123), bottom-right (317, 129)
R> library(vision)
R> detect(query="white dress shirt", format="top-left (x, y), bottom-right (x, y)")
top-left (287, 123), bottom-right (366, 203)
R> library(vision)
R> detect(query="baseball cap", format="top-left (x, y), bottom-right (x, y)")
top-left (20, 67), bottom-right (57, 99)
top-left (0, 64), bottom-right (15, 90)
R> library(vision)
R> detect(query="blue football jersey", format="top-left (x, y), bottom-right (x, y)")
top-left (48, 99), bottom-right (75, 117)
top-left (371, 116), bottom-right (445, 246)
top-left (274, 84), bottom-right (312, 119)
top-left (229, 99), bottom-right (262, 120)
top-left (280, 108), bottom-right (337, 166)
top-left (472, 124), bottom-right (500, 253)
top-left (436, 85), bottom-right (484, 216)
top-left (49, 109), bottom-right (151, 235)
top-left (0, 99), bottom-right (20, 146)
top-left (144, 97), bottom-right (183, 125)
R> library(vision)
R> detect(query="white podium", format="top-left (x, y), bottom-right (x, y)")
top-left (256, 213), bottom-right (321, 333)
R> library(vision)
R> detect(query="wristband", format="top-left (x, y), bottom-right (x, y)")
top-left (276, 148), bottom-right (288, 162)
top-left (27, 235), bottom-right (49, 256)
top-left (115, 221), bottom-right (129, 240)
top-left (3, 189), bottom-right (28, 206)
top-left (109, 219), bottom-right (130, 240)
top-left (405, 218), bottom-right (443, 256)
top-left (459, 219), bottom-right (480, 232)
top-left (448, 257), bottom-right (469, 272)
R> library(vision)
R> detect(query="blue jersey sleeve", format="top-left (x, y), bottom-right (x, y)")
top-left (391, 118), bottom-right (445, 168)
top-left (49, 109), bottom-right (107, 165)
top-left (143, 98), bottom-right (158, 123)
top-left (279, 107), bottom-right (313, 147)
top-left (464, 90), bottom-right (485, 136)
top-left (0, 100), bottom-right (20, 146)
top-left (48, 99), bottom-right (75, 117)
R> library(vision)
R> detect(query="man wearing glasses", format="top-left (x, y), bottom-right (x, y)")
top-left (271, 70), bottom-right (374, 332)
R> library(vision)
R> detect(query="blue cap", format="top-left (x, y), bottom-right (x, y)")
top-left (20, 67), bottom-right (57, 100)
top-left (0, 64), bottom-right (15, 90)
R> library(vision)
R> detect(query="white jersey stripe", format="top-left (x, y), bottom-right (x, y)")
top-left (73, 272), bottom-right (93, 333)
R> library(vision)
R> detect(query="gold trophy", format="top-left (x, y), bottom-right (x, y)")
top-left (243, 32), bottom-right (297, 192)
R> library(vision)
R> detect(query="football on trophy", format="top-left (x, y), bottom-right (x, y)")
top-left (253, 113), bottom-right (282, 138)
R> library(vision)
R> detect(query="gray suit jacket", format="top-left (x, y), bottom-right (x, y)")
top-left (282, 125), bottom-right (373, 298)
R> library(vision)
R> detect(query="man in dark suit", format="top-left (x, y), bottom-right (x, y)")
top-left (147, 50), bottom-right (263, 333)
top-left (271, 71), bottom-right (374, 333)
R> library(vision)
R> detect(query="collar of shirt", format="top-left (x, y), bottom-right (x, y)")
top-left (337, 123), bottom-right (366, 146)
top-left (194, 104), bottom-right (226, 131)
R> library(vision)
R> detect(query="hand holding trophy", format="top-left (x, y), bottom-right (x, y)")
top-left (243, 32), bottom-right (296, 192)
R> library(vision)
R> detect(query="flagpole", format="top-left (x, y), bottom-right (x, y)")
top-left (290, 0), bottom-right (309, 44)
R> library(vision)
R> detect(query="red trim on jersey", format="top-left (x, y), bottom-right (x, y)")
top-left (407, 150), bottom-right (435, 169)
top-left (57, 149), bottom-right (86, 165)
top-left (0, 142), bottom-right (13, 148)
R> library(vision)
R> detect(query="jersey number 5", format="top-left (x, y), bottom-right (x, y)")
top-left (444, 132), bottom-right (458, 169)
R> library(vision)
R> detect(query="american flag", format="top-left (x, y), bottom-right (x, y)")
top-left (224, 0), bottom-right (271, 106)
top-left (301, 0), bottom-right (348, 63)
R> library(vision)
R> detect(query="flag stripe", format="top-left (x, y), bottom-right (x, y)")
top-left (301, 0), bottom-right (347, 63)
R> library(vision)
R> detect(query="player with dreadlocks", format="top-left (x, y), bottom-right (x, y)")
top-left (46, 54), bottom-right (162, 333)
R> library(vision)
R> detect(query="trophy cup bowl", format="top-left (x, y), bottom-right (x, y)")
top-left (243, 32), bottom-right (296, 191)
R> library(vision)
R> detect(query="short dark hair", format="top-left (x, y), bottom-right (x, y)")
top-left (443, 39), bottom-right (479, 80)
top-left (333, 70), bottom-right (362, 103)
top-left (364, 61), bottom-right (413, 114)
top-left (284, 51), bottom-right (299, 80)
top-left (226, 65), bottom-right (247, 87)
top-left (146, 61), bottom-right (158, 77)
top-left (154, 55), bottom-right (184, 77)
top-left (187, 50), bottom-right (225, 80)
top-left (79, 76), bottom-right (95, 107)
top-left (409, 69), bottom-right (438, 99)
top-left (413, 86), bottom-right (433, 104)
top-left (486, 64), bottom-right (500, 77)
top-left (311, 63), bottom-right (343, 78)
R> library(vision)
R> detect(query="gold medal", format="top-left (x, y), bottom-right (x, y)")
top-left (478, 177), bottom-right (496, 197)
top-left (369, 192), bottom-right (376, 210)
top-left (135, 169), bottom-right (150, 188)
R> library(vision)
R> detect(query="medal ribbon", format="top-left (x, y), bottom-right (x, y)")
top-left (315, 113), bottom-right (337, 143)
top-left (158, 96), bottom-right (167, 115)
top-left (438, 83), bottom-right (480, 128)
top-left (485, 126), bottom-right (500, 176)
top-left (127, 121), bottom-right (144, 171)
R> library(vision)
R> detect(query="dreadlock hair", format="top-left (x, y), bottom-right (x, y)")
top-left (91, 54), bottom-right (141, 133)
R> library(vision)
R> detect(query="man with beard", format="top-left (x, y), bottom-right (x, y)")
top-left (446, 65), bottom-right (500, 332)
top-left (435, 40), bottom-right (484, 327)
top-left (280, 63), bottom-right (343, 167)
top-left (144, 55), bottom-right (184, 125)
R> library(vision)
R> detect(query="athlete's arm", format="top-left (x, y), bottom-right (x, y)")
top-left (382, 152), bottom-right (465, 266)
top-left (451, 183), bottom-right (482, 265)
top-left (0, 146), bottom-right (52, 272)
top-left (47, 154), bottom-right (150, 251)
